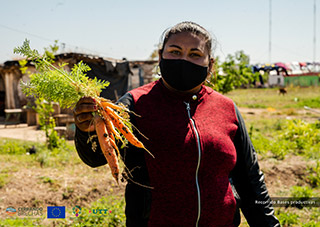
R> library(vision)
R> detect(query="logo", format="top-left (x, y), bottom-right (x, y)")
top-left (47, 206), bottom-right (65, 219)
top-left (72, 206), bottom-right (82, 217)
top-left (18, 207), bottom-right (43, 217)
top-left (89, 208), bottom-right (112, 216)
top-left (6, 207), bottom-right (17, 216)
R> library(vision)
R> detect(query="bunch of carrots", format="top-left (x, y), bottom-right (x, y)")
top-left (13, 39), bottom-right (153, 184)
top-left (92, 98), bottom-right (154, 183)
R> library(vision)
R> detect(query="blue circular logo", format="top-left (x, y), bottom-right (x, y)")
top-left (6, 207), bottom-right (17, 216)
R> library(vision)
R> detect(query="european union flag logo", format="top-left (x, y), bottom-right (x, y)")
top-left (47, 206), bottom-right (65, 219)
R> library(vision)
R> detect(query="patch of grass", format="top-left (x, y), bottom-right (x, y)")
top-left (246, 103), bottom-right (267, 108)
top-left (306, 161), bottom-right (320, 188)
top-left (0, 138), bottom-right (77, 168)
top-left (56, 195), bottom-right (126, 227)
top-left (250, 119), bottom-right (320, 160)
top-left (301, 221), bottom-right (320, 227)
top-left (290, 186), bottom-right (314, 198)
top-left (0, 173), bottom-right (9, 188)
top-left (275, 207), bottom-right (320, 227)
top-left (39, 176), bottom-right (55, 184)
top-left (297, 98), bottom-right (320, 109)
top-left (0, 218), bottom-right (43, 227)
top-left (276, 210), bottom-right (299, 226)
top-left (38, 176), bottom-right (61, 192)
top-left (0, 138), bottom-right (33, 155)
top-left (227, 87), bottom-right (320, 109)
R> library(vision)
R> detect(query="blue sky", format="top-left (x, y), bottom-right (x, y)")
top-left (0, 0), bottom-right (319, 64)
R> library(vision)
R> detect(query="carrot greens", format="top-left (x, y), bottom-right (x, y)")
top-left (14, 39), bottom-right (109, 108)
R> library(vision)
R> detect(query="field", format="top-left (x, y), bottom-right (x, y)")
top-left (0, 86), bottom-right (320, 226)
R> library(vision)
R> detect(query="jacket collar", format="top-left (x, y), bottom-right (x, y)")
top-left (156, 78), bottom-right (213, 104)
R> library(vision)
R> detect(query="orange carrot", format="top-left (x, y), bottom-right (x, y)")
top-left (99, 108), bottom-right (124, 144)
top-left (100, 98), bottom-right (130, 112)
top-left (109, 135), bottom-right (120, 157)
top-left (100, 98), bottom-right (141, 117)
top-left (105, 107), bottom-right (154, 159)
top-left (94, 115), bottom-right (120, 183)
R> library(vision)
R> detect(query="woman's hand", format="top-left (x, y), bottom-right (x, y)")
top-left (73, 97), bottom-right (97, 132)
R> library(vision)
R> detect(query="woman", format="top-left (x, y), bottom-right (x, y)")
top-left (74, 21), bottom-right (280, 227)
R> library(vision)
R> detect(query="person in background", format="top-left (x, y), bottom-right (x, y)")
top-left (73, 21), bottom-right (280, 227)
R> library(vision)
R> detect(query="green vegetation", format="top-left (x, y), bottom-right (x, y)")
top-left (14, 39), bottom-right (109, 109)
top-left (290, 186), bottom-right (314, 199)
top-left (0, 138), bottom-right (74, 168)
top-left (0, 138), bottom-right (34, 155)
top-left (59, 196), bottom-right (125, 227)
top-left (0, 218), bottom-right (43, 227)
top-left (0, 173), bottom-right (9, 189)
top-left (34, 98), bottom-right (65, 150)
top-left (307, 161), bottom-right (320, 188)
top-left (208, 50), bottom-right (259, 94)
top-left (276, 210), bottom-right (299, 226)
top-left (250, 119), bottom-right (320, 160)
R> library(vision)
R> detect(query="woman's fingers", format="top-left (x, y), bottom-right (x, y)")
top-left (76, 112), bottom-right (94, 123)
top-left (73, 97), bottom-right (97, 132)
top-left (74, 103), bottom-right (97, 115)
top-left (76, 119), bottom-right (95, 132)
top-left (74, 97), bottom-right (97, 114)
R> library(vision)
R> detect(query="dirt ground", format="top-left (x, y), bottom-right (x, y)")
top-left (0, 151), bottom-right (126, 219)
top-left (0, 108), bottom-right (316, 221)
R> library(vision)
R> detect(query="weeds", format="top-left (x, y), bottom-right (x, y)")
top-left (39, 176), bottom-right (55, 184)
top-left (251, 119), bottom-right (320, 160)
top-left (0, 218), bottom-right (43, 227)
top-left (276, 210), bottom-right (299, 226)
top-left (0, 139), bottom-right (33, 155)
top-left (0, 173), bottom-right (9, 188)
top-left (34, 98), bottom-right (66, 150)
top-left (56, 195), bottom-right (126, 227)
top-left (290, 186), bottom-right (314, 199)
top-left (306, 161), bottom-right (320, 188)
top-left (0, 137), bottom-right (75, 168)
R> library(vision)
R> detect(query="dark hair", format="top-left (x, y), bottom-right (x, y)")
top-left (159, 21), bottom-right (215, 58)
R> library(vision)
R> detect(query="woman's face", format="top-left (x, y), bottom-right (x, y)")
top-left (161, 31), bottom-right (211, 68)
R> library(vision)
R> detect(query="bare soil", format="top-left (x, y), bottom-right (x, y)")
top-left (260, 155), bottom-right (314, 196)
top-left (0, 156), bottom-right (126, 218)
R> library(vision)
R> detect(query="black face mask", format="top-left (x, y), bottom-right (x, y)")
top-left (159, 58), bottom-right (208, 91)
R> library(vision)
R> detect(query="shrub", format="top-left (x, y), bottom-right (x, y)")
top-left (306, 161), bottom-right (320, 188)
top-left (0, 139), bottom-right (30, 155)
top-left (251, 119), bottom-right (320, 160)
top-left (276, 210), bottom-right (299, 226)
top-left (290, 186), bottom-right (314, 198)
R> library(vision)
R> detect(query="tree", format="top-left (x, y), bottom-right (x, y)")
top-left (208, 50), bottom-right (259, 94)
top-left (149, 49), bottom-right (159, 60)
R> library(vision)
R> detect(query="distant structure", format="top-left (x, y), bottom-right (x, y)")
top-left (256, 62), bottom-right (320, 87)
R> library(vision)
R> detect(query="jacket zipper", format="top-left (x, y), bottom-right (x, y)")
top-left (184, 102), bottom-right (201, 227)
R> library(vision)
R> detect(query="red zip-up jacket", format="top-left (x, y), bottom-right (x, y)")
top-left (75, 79), bottom-right (280, 227)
